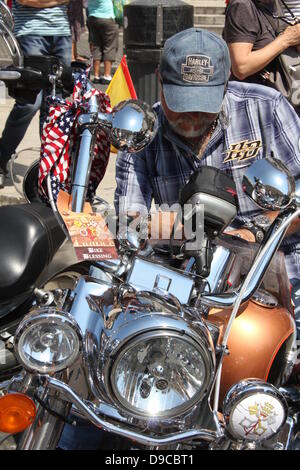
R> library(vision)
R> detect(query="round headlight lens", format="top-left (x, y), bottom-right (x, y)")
top-left (111, 332), bottom-right (211, 418)
top-left (15, 310), bottom-right (82, 374)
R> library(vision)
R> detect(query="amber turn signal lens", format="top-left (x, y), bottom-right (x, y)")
top-left (0, 393), bottom-right (36, 434)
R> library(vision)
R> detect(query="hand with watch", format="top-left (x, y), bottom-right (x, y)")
top-left (243, 215), bottom-right (272, 243)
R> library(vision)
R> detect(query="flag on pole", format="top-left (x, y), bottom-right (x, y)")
top-left (106, 55), bottom-right (137, 108)
top-left (105, 55), bottom-right (137, 153)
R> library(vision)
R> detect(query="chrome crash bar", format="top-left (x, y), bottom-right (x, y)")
top-left (42, 376), bottom-right (220, 447)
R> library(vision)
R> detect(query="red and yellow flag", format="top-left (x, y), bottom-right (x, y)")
top-left (105, 55), bottom-right (137, 153)
top-left (106, 55), bottom-right (137, 108)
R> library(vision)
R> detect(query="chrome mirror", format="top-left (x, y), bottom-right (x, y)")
top-left (0, 1), bottom-right (14, 31)
top-left (294, 177), bottom-right (300, 206)
top-left (242, 157), bottom-right (295, 210)
top-left (98, 99), bottom-right (158, 153)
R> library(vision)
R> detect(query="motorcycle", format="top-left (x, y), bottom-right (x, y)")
top-left (0, 2), bottom-right (299, 451)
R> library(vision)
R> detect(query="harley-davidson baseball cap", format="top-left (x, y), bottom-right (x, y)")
top-left (159, 28), bottom-right (231, 113)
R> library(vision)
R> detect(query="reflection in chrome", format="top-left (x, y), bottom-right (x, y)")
top-left (242, 157), bottom-right (294, 211)
top-left (101, 99), bottom-right (158, 153)
top-left (251, 288), bottom-right (278, 308)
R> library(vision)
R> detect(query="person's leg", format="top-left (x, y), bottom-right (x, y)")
top-left (72, 41), bottom-right (76, 62)
top-left (51, 35), bottom-right (72, 69)
top-left (0, 35), bottom-right (48, 186)
top-left (291, 278), bottom-right (300, 339)
top-left (37, 35), bottom-right (72, 134)
top-left (88, 17), bottom-right (103, 82)
top-left (101, 19), bottom-right (118, 83)
top-left (58, 418), bottom-right (108, 450)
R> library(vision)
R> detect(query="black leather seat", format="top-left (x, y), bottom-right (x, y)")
top-left (0, 203), bottom-right (65, 301)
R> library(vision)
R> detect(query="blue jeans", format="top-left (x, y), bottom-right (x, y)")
top-left (290, 278), bottom-right (300, 340)
top-left (58, 416), bottom-right (129, 450)
top-left (0, 35), bottom-right (71, 167)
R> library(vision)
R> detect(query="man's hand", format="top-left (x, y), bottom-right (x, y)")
top-left (224, 228), bottom-right (256, 243)
top-left (280, 24), bottom-right (300, 48)
top-left (16, 0), bottom-right (69, 7)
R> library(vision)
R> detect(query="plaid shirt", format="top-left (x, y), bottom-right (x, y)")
top-left (115, 81), bottom-right (300, 279)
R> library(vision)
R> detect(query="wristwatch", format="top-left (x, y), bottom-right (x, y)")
top-left (244, 215), bottom-right (272, 243)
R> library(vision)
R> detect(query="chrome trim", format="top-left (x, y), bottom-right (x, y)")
top-left (127, 257), bottom-right (195, 305)
top-left (99, 294), bottom-right (216, 419)
top-left (42, 376), bottom-right (221, 446)
top-left (67, 275), bottom-right (216, 418)
top-left (203, 245), bottom-right (235, 293)
top-left (70, 80), bottom-right (98, 213)
top-left (70, 97), bottom-right (158, 212)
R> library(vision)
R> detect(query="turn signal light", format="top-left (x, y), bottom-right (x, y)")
top-left (0, 393), bottom-right (36, 433)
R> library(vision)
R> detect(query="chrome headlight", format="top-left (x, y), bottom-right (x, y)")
top-left (14, 308), bottom-right (82, 374)
top-left (223, 379), bottom-right (288, 442)
top-left (107, 326), bottom-right (214, 419)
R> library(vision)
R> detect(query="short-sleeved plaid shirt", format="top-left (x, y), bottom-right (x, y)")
top-left (115, 81), bottom-right (300, 279)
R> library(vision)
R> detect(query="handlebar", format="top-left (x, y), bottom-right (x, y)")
top-left (0, 60), bottom-right (81, 97)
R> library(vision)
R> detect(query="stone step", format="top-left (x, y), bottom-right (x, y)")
top-left (194, 5), bottom-right (226, 15)
top-left (195, 24), bottom-right (224, 36)
top-left (195, 14), bottom-right (225, 26)
top-left (185, 0), bottom-right (226, 5)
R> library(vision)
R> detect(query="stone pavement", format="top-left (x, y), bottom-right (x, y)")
top-left (0, 27), bottom-right (125, 207)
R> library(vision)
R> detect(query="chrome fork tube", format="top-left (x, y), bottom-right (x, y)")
top-left (17, 389), bottom-right (71, 450)
top-left (70, 82), bottom-right (98, 213)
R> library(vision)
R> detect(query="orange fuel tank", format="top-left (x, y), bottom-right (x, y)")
top-left (208, 299), bottom-right (295, 405)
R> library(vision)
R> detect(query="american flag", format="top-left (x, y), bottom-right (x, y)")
top-left (38, 71), bottom-right (112, 204)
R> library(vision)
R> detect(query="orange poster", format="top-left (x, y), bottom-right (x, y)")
top-left (57, 191), bottom-right (118, 261)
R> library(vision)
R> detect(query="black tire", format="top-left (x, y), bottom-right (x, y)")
top-left (23, 159), bottom-right (41, 204)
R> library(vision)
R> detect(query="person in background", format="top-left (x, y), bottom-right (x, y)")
top-left (0, 0), bottom-right (72, 188)
top-left (87, 0), bottom-right (118, 84)
top-left (223, 0), bottom-right (300, 84)
top-left (67, 0), bottom-right (86, 62)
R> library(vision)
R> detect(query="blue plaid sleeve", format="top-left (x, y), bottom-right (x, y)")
top-left (272, 94), bottom-right (300, 175)
top-left (114, 150), bottom-right (153, 215)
